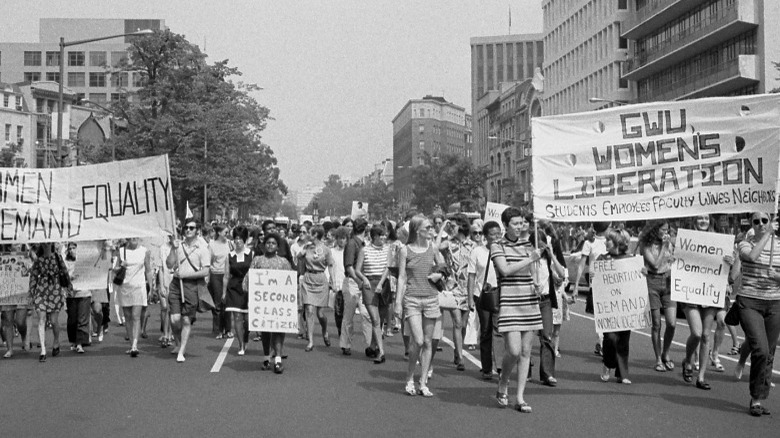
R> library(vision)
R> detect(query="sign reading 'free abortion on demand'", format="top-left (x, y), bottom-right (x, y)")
top-left (590, 256), bottom-right (651, 334)
top-left (248, 269), bottom-right (298, 334)
top-left (671, 229), bottom-right (733, 308)
top-left (0, 155), bottom-right (176, 243)
top-left (532, 94), bottom-right (780, 222)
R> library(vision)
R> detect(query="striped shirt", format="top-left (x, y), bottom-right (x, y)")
top-left (490, 236), bottom-right (534, 288)
top-left (738, 235), bottom-right (780, 301)
top-left (363, 244), bottom-right (388, 277)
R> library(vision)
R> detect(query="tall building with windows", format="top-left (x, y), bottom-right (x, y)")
top-left (541, 0), bottom-right (634, 114)
top-left (0, 18), bottom-right (166, 105)
top-left (392, 96), bottom-right (472, 211)
top-left (621, 0), bottom-right (780, 102)
top-left (470, 34), bottom-right (544, 168)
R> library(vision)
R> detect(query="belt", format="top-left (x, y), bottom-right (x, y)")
top-left (307, 270), bottom-right (325, 274)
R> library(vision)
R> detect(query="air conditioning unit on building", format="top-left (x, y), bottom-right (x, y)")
top-left (15, 104), bottom-right (23, 111)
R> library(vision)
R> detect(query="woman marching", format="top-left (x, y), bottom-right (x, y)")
top-left (360, 224), bottom-right (388, 363)
top-left (679, 215), bottom-right (734, 390)
top-left (492, 207), bottom-right (544, 413)
top-left (395, 215), bottom-right (446, 397)
top-left (223, 226), bottom-right (253, 356)
top-left (244, 233), bottom-right (293, 374)
top-left (298, 225), bottom-right (336, 352)
top-left (113, 238), bottom-right (153, 357)
top-left (736, 211), bottom-right (780, 416)
top-left (29, 243), bottom-right (68, 362)
top-left (638, 220), bottom-right (677, 372)
top-left (598, 229), bottom-right (634, 384)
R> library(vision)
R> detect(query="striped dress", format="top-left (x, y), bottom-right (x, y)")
top-left (738, 235), bottom-right (780, 301)
top-left (490, 236), bottom-right (543, 332)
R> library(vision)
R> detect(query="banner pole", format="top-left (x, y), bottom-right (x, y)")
top-left (164, 154), bottom-right (186, 351)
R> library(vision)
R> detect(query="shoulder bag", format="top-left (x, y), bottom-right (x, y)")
top-left (57, 253), bottom-right (73, 290)
top-left (112, 247), bottom-right (127, 286)
top-left (479, 249), bottom-right (500, 313)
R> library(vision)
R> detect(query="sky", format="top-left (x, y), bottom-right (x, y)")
top-left (0, 0), bottom-right (543, 192)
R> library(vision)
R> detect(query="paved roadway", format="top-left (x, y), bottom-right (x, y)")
top-left (2, 299), bottom-right (777, 437)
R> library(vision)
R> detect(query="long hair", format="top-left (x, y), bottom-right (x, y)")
top-left (638, 219), bottom-right (668, 252)
top-left (407, 215), bottom-right (428, 245)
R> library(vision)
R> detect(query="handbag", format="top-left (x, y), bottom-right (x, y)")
top-left (438, 290), bottom-right (459, 310)
top-left (479, 249), bottom-right (500, 313)
top-left (112, 247), bottom-right (127, 286)
top-left (724, 298), bottom-right (740, 326)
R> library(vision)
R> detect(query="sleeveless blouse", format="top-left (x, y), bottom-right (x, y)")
top-left (404, 243), bottom-right (438, 299)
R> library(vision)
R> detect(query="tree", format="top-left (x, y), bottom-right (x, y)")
top-left (0, 140), bottom-right (22, 167)
top-left (80, 29), bottom-right (285, 219)
top-left (410, 152), bottom-right (488, 214)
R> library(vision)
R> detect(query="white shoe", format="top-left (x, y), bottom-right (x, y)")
top-left (177, 354), bottom-right (185, 363)
top-left (97, 332), bottom-right (104, 342)
top-left (238, 349), bottom-right (245, 356)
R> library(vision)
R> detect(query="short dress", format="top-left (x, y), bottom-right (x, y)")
top-left (299, 242), bottom-right (334, 307)
top-left (491, 236), bottom-right (543, 333)
top-left (29, 252), bottom-right (66, 313)
top-left (224, 248), bottom-right (253, 313)
top-left (115, 246), bottom-right (149, 307)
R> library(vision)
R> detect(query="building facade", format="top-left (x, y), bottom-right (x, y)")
top-left (392, 96), bottom-right (472, 211)
top-left (621, 0), bottom-right (780, 101)
top-left (541, 0), bottom-right (634, 114)
top-left (0, 18), bottom-right (166, 105)
top-left (471, 34), bottom-right (544, 169)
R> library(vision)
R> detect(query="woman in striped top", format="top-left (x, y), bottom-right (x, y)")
top-left (395, 215), bottom-right (446, 397)
top-left (737, 211), bottom-right (780, 417)
top-left (360, 224), bottom-right (389, 364)
top-left (491, 207), bottom-right (543, 413)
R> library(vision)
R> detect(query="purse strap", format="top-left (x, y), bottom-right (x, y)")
top-left (482, 248), bottom-right (492, 287)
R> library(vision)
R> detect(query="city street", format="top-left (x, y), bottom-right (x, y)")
top-left (2, 298), bottom-right (776, 437)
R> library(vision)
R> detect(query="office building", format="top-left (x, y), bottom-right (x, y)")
top-left (0, 18), bottom-right (166, 105)
top-left (471, 34), bottom-right (544, 169)
top-left (621, 0), bottom-right (780, 102)
top-left (541, 0), bottom-right (634, 114)
top-left (392, 95), bottom-right (472, 211)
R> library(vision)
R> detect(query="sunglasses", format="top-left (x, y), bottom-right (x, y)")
top-left (471, 231), bottom-right (483, 236)
top-left (184, 225), bottom-right (198, 231)
top-left (753, 218), bottom-right (769, 225)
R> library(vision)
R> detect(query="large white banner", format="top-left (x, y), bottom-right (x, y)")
top-left (0, 155), bottom-right (175, 243)
top-left (670, 229), bottom-right (733, 308)
top-left (70, 241), bottom-right (113, 291)
top-left (247, 269), bottom-right (299, 334)
top-left (532, 95), bottom-right (780, 221)
top-left (591, 256), bottom-right (651, 333)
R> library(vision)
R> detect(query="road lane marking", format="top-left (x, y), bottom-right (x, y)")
top-left (569, 309), bottom-right (780, 376)
top-left (210, 338), bottom-right (234, 373)
top-left (440, 336), bottom-right (481, 369)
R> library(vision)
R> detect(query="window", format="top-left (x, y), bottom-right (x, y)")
top-left (68, 51), bottom-right (85, 66)
top-left (89, 72), bottom-right (106, 87)
top-left (110, 72), bottom-right (128, 88)
top-left (45, 72), bottom-right (60, 82)
top-left (68, 72), bottom-right (85, 87)
top-left (16, 125), bottom-right (23, 141)
top-left (618, 0), bottom-right (627, 9)
top-left (419, 124), bottom-right (424, 133)
top-left (24, 51), bottom-right (41, 66)
top-left (3, 94), bottom-right (8, 107)
top-left (89, 51), bottom-right (107, 67)
top-left (111, 51), bottom-right (127, 67)
top-left (419, 140), bottom-right (425, 149)
top-left (110, 92), bottom-right (127, 103)
top-left (5, 124), bottom-right (10, 141)
top-left (88, 93), bottom-right (107, 104)
top-left (132, 72), bottom-right (146, 87)
top-left (45, 51), bottom-right (60, 66)
top-left (23, 72), bottom-right (41, 82)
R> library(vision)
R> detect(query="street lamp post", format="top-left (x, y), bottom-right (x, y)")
top-left (57, 29), bottom-right (153, 167)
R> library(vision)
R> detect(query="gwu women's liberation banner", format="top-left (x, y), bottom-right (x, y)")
top-left (0, 155), bottom-right (176, 243)
top-left (532, 95), bottom-right (780, 222)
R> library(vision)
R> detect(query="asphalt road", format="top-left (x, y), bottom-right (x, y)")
top-left (2, 299), bottom-right (777, 437)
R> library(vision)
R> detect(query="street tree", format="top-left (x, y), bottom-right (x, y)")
top-left (411, 152), bottom-right (487, 214)
top-left (80, 29), bottom-right (285, 219)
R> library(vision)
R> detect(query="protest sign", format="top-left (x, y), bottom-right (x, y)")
top-left (70, 241), bottom-right (112, 291)
top-left (351, 201), bottom-right (368, 220)
top-left (671, 229), bottom-right (733, 308)
top-left (0, 155), bottom-right (176, 243)
top-left (591, 256), bottom-right (651, 333)
top-left (247, 269), bottom-right (298, 334)
top-left (0, 252), bottom-right (31, 306)
top-left (532, 95), bottom-right (780, 221)
top-left (484, 202), bottom-right (509, 230)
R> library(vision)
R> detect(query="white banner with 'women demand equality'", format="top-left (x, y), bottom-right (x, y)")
top-left (0, 155), bottom-right (176, 243)
top-left (531, 94), bottom-right (780, 222)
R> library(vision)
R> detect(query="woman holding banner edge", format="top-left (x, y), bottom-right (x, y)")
top-left (679, 215), bottom-right (735, 390)
top-left (638, 220), bottom-right (677, 372)
top-left (736, 211), bottom-right (780, 417)
top-left (598, 229), bottom-right (634, 384)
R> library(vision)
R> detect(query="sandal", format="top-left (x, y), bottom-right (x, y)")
top-left (682, 361), bottom-right (694, 383)
top-left (750, 402), bottom-right (771, 416)
top-left (226, 332), bottom-right (234, 339)
top-left (663, 358), bottom-right (675, 371)
top-left (215, 334), bottom-right (224, 340)
top-left (695, 379), bottom-right (711, 390)
top-left (417, 386), bottom-right (434, 397)
top-left (710, 357), bottom-right (725, 372)
top-left (323, 333), bottom-right (331, 347)
top-left (405, 380), bottom-right (417, 396)
top-left (654, 363), bottom-right (666, 372)
top-left (729, 345), bottom-right (740, 355)
top-left (495, 391), bottom-right (509, 408)
top-left (514, 402), bottom-right (532, 413)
